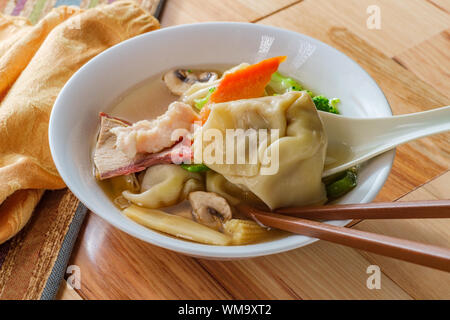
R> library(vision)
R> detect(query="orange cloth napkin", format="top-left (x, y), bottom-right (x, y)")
top-left (0, 1), bottom-right (159, 244)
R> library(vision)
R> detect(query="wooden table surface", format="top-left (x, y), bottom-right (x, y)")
top-left (57, 0), bottom-right (450, 300)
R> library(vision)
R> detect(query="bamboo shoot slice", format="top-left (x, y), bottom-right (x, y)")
top-left (123, 205), bottom-right (231, 245)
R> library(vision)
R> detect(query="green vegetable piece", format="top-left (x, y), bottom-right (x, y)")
top-left (323, 166), bottom-right (359, 185)
top-left (326, 170), bottom-right (357, 200)
top-left (269, 72), bottom-right (340, 114)
top-left (312, 95), bottom-right (340, 114)
top-left (181, 163), bottom-right (210, 172)
top-left (347, 165), bottom-right (360, 175)
top-left (329, 98), bottom-right (340, 114)
top-left (194, 87), bottom-right (216, 110)
top-left (312, 95), bottom-right (330, 112)
top-left (269, 72), bottom-right (304, 93)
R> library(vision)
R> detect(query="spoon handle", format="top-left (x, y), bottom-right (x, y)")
top-left (367, 105), bottom-right (450, 148)
top-left (238, 205), bottom-right (450, 272)
top-left (275, 200), bottom-right (450, 220)
top-left (321, 105), bottom-right (450, 176)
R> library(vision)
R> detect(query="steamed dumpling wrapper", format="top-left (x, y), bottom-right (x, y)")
top-left (123, 164), bottom-right (204, 208)
top-left (0, 1), bottom-right (160, 244)
top-left (195, 91), bottom-right (328, 209)
top-left (206, 171), bottom-right (264, 207)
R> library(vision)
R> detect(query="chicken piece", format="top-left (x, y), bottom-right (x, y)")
top-left (110, 102), bottom-right (200, 158)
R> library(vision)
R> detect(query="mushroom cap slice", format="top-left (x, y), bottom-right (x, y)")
top-left (163, 69), bottom-right (218, 96)
top-left (198, 72), bottom-right (218, 83)
top-left (163, 70), bottom-right (194, 96)
top-left (188, 191), bottom-right (232, 231)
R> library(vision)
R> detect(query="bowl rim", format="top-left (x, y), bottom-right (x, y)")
top-left (49, 22), bottom-right (394, 259)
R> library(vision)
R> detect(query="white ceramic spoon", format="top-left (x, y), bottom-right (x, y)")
top-left (320, 106), bottom-right (450, 177)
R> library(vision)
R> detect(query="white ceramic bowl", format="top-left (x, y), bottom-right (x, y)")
top-left (49, 22), bottom-right (394, 259)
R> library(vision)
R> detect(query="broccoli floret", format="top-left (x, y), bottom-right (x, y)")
top-left (312, 95), bottom-right (340, 114)
top-left (269, 72), bottom-right (304, 93)
top-left (329, 98), bottom-right (340, 114)
top-left (269, 72), bottom-right (314, 95)
top-left (312, 95), bottom-right (329, 111)
top-left (269, 72), bottom-right (340, 114)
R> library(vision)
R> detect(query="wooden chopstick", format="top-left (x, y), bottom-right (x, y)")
top-left (275, 200), bottom-right (450, 220)
top-left (237, 204), bottom-right (450, 272)
top-left (154, 0), bottom-right (166, 20)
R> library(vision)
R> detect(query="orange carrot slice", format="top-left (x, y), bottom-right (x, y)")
top-left (200, 106), bottom-right (211, 124)
top-left (209, 56), bottom-right (286, 104)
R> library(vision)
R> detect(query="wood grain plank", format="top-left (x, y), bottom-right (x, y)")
top-left (68, 214), bottom-right (232, 300)
top-left (198, 240), bottom-right (411, 300)
top-left (395, 30), bottom-right (450, 100)
top-left (160, 0), bottom-right (300, 27)
top-left (420, 171), bottom-right (450, 199)
top-left (69, 210), bottom-right (412, 299)
top-left (427, 0), bottom-right (450, 13)
top-left (258, 0), bottom-right (450, 58)
top-left (55, 280), bottom-right (83, 300)
top-left (355, 172), bottom-right (450, 299)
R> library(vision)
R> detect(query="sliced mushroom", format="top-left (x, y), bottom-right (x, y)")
top-left (198, 72), bottom-right (218, 83)
top-left (188, 191), bottom-right (232, 231)
top-left (163, 69), bottom-right (218, 96)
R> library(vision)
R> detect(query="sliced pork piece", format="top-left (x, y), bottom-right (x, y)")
top-left (94, 113), bottom-right (192, 180)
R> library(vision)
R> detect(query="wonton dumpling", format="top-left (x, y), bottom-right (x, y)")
top-left (206, 171), bottom-right (264, 207)
top-left (195, 91), bottom-right (327, 209)
top-left (123, 164), bottom-right (204, 208)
